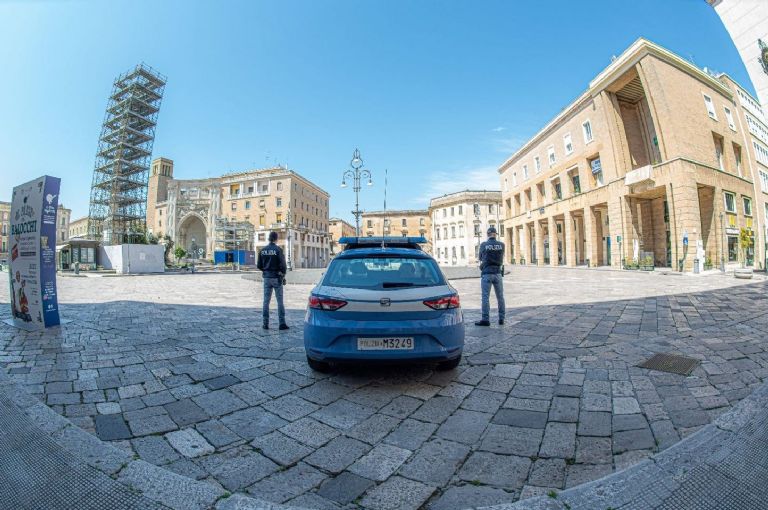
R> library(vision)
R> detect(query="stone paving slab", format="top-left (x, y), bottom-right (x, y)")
top-left (2, 268), bottom-right (768, 508)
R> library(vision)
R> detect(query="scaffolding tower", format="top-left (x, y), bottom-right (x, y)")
top-left (87, 63), bottom-right (166, 245)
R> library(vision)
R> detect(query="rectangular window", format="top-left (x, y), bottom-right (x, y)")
top-left (724, 107), bottom-right (736, 130)
top-left (504, 178), bottom-right (508, 191)
top-left (703, 94), bottom-right (717, 119)
top-left (547, 146), bottom-right (556, 167)
top-left (554, 181), bottom-right (562, 200)
top-left (276, 197), bottom-right (282, 207)
top-left (420, 218), bottom-right (425, 226)
top-left (523, 165), bottom-right (529, 180)
top-left (247, 186), bottom-right (254, 194)
top-left (563, 133), bottom-right (573, 155)
top-left (276, 213), bottom-right (282, 223)
top-left (259, 200), bottom-right (265, 208)
top-left (436, 228), bottom-right (441, 240)
top-left (724, 191), bottom-right (736, 213)
top-left (728, 236), bottom-right (738, 262)
top-left (458, 205), bottom-right (463, 215)
top-left (582, 120), bottom-right (593, 143)
top-left (473, 203), bottom-right (480, 216)
top-left (245, 201), bottom-right (251, 210)
top-left (451, 226), bottom-right (456, 238)
top-left (231, 202), bottom-right (237, 211)
top-left (534, 156), bottom-right (541, 173)
top-left (450, 207), bottom-right (455, 216)
top-left (443, 209), bottom-right (447, 218)
top-left (512, 172), bottom-right (517, 187)
top-left (460, 246), bottom-right (465, 259)
top-left (401, 218), bottom-right (407, 227)
top-left (259, 215), bottom-right (265, 226)
top-left (743, 196), bottom-right (753, 216)
top-left (367, 220), bottom-right (373, 228)
top-left (759, 170), bottom-right (768, 193)
top-left (734, 144), bottom-right (743, 176)
top-left (589, 156), bottom-right (603, 186)
top-left (754, 140), bottom-right (768, 166)
top-left (572, 173), bottom-right (581, 194)
top-left (713, 134), bottom-right (724, 170)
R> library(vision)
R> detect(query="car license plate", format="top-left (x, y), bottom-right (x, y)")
top-left (357, 337), bottom-right (414, 350)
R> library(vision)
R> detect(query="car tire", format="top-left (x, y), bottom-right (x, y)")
top-left (436, 356), bottom-right (461, 371)
top-left (307, 356), bottom-right (332, 373)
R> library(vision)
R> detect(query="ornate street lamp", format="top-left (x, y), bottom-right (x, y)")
top-left (341, 148), bottom-right (373, 236)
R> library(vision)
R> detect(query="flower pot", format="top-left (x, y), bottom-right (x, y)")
top-left (734, 268), bottom-right (754, 279)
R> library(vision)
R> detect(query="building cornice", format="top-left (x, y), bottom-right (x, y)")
top-left (362, 209), bottom-right (428, 216)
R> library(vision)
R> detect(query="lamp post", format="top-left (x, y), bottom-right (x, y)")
top-left (341, 148), bottom-right (373, 236)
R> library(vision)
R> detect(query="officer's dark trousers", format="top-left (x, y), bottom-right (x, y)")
top-left (263, 277), bottom-right (286, 326)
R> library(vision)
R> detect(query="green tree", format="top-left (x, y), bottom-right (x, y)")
top-left (174, 246), bottom-right (187, 262)
top-left (739, 228), bottom-right (752, 268)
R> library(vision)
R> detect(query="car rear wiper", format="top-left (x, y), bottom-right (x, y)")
top-left (382, 282), bottom-right (415, 288)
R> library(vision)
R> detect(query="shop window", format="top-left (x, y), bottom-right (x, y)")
top-left (728, 236), bottom-right (738, 262)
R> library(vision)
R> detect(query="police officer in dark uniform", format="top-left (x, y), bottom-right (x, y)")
top-left (257, 231), bottom-right (289, 330)
top-left (476, 226), bottom-right (506, 326)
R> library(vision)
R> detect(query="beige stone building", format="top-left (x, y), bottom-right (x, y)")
top-left (708, 0), bottom-right (768, 113)
top-left (147, 158), bottom-right (330, 268)
top-left (361, 210), bottom-right (432, 252)
top-left (56, 204), bottom-right (71, 245)
top-left (0, 201), bottom-right (71, 263)
top-left (429, 190), bottom-right (503, 266)
top-left (68, 216), bottom-right (90, 239)
top-left (329, 217), bottom-right (356, 255)
top-left (500, 38), bottom-right (768, 272)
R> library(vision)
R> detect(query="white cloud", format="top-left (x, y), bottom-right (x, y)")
top-left (410, 165), bottom-right (501, 205)
top-left (491, 126), bottom-right (506, 132)
top-left (491, 135), bottom-right (526, 154)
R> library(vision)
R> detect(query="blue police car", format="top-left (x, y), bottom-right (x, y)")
top-left (304, 237), bottom-right (465, 372)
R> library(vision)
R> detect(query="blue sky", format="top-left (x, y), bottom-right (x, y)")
top-left (0, 0), bottom-right (753, 222)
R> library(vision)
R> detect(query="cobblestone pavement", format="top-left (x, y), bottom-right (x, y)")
top-left (1, 267), bottom-right (767, 509)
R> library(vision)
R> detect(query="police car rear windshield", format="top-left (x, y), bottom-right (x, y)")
top-left (323, 256), bottom-right (445, 289)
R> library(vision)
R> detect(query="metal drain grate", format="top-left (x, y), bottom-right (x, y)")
top-left (638, 353), bottom-right (700, 375)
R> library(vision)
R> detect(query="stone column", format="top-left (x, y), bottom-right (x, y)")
top-left (671, 173), bottom-right (704, 272)
top-left (565, 211), bottom-right (577, 266)
top-left (533, 220), bottom-right (543, 265)
top-left (548, 217), bottom-right (558, 266)
top-left (520, 225), bottom-right (529, 265)
top-left (584, 206), bottom-right (595, 267)
top-left (607, 194), bottom-right (624, 268)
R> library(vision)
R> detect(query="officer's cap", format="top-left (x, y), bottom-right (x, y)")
top-left (487, 226), bottom-right (497, 235)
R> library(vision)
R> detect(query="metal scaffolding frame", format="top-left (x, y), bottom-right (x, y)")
top-left (87, 63), bottom-right (166, 245)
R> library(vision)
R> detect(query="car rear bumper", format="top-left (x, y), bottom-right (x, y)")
top-left (303, 309), bottom-right (464, 362)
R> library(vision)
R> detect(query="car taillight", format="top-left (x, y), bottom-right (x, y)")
top-left (308, 295), bottom-right (348, 311)
top-left (423, 294), bottom-right (460, 310)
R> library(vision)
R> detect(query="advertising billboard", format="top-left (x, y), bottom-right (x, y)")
top-left (7, 176), bottom-right (61, 330)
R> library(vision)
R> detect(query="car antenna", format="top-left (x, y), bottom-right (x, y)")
top-left (382, 168), bottom-right (388, 250)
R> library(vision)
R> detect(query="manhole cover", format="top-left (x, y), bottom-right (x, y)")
top-left (638, 353), bottom-right (700, 375)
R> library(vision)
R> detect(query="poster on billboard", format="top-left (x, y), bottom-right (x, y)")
top-left (6, 176), bottom-right (61, 330)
